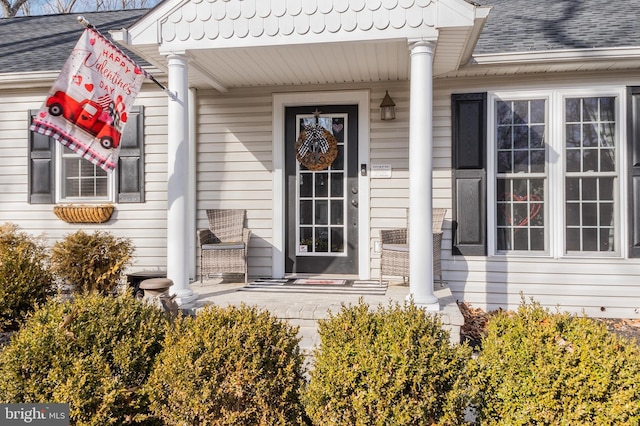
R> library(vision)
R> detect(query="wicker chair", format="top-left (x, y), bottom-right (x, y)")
top-left (379, 208), bottom-right (446, 286)
top-left (198, 209), bottom-right (251, 283)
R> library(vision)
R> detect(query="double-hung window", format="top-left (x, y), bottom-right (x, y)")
top-left (490, 92), bottom-right (620, 257)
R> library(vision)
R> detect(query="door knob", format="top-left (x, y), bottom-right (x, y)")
top-left (351, 199), bottom-right (358, 207)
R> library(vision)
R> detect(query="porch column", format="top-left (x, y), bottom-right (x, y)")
top-left (166, 53), bottom-right (195, 304)
top-left (408, 40), bottom-right (439, 310)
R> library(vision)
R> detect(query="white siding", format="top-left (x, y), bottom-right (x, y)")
top-left (0, 86), bottom-right (170, 272)
top-left (195, 88), bottom-right (275, 278)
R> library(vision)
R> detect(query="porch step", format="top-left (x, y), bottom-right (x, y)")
top-left (182, 280), bottom-right (464, 349)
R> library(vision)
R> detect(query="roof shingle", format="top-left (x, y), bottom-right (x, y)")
top-left (474, 0), bottom-right (640, 54)
top-left (0, 9), bottom-right (148, 73)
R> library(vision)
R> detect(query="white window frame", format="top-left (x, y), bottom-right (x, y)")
top-left (55, 145), bottom-right (115, 203)
top-left (488, 88), bottom-right (625, 259)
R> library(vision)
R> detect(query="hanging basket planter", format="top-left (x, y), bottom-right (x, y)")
top-left (53, 204), bottom-right (115, 224)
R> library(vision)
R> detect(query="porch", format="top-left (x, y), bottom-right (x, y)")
top-left (181, 277), bottom-right (464, 354)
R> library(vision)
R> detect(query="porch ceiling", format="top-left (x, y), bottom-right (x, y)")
top-left (116, 29), bottom-right (478, 91)
top-left (167, 39), bottom-right (411, 91)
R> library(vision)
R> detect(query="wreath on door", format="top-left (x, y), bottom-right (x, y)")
top-left (295, 118), bottom-right (338, 171)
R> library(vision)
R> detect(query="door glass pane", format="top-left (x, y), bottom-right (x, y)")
top-left (299, 200), bottom-right (312, 225)
top-left (315, 227), bottom-right (329, 252)
top-left (331, 228), bottom-right (344, 252)
top-left (299, 173), bottom-right (313, 197)
top-left (331, 200), bottom-right (344, 225)
top-left (331, 173), bottom-right (344, 197)
top-left (315, 200), bottom-right (328, 225)
top-left (315, 173), bottom-right (328, 197)
top-left (296, 112), bottom-right (348, 256)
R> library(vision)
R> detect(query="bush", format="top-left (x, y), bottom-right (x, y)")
top-left (303, 301), bottom-right (472, 426)
top-left (145, 304), bottom-right (306, 426)
top-left (50, 230), bottom-right (134, 294)
top-left (470, 300), bottom-right (640, 425)
top-left (0, 223), bottom-right (55, 331)
top-left (0, 294), bottom-right (169, 425)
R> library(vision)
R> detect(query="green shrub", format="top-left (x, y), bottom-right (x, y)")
top-left (470, 300), bottom-right (640, 425)
top-left (50, 230), bottom-right (134, 294)
top-left (303, 301), bottom-right (472, 426)
top-left (0, 294), bottom-right (169, 425)
top-left (145, 304), bottom-right (306, 426)
top-left (0, 223), bottom-right (55, 331)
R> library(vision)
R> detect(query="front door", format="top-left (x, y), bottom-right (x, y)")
top-left (285, 105), bottom-right (359, 274)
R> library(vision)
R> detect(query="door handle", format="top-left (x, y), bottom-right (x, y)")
top-left (351, 199), bottom-right (358, 207)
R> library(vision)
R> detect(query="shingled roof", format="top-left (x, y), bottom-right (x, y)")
top-left (474, 0), bottom-right (640, 54)
top-left (1, 1), bottom-right (640, 75)
top-left (0, 9), bottom-right (149, 74)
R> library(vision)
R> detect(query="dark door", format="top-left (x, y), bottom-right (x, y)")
top-left (285, 105), bottom-right (359, 274)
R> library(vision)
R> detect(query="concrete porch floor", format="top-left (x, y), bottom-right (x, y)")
top-left (181, 277), bottom-right (464, 355)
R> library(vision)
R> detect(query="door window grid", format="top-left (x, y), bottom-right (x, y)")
top-left (495, 99), bottom-right (547, 252)
top-left (564, 96), bottom-right (617, 253)
top-left (296, 115), bottom-right (347, 256)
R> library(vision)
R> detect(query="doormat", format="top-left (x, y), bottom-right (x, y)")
top-left (293, 278), bottom-right (346, 285)
top-left (240, 278), bottom-right (388, 295)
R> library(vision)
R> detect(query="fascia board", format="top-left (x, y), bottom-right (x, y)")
top-left (0, 71), bottom-right (59, 89)
top-left (458, 5), bottom-right (492, 64)
top-left (473, 46), bottom-right (640, 66)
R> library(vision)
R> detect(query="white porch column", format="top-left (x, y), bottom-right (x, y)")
top-left (408, 41), bottom-right (439, 310)
top-left (166, 53), bottom-right (195, 304)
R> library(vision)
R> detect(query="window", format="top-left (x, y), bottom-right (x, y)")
top-left (495, 99), bottom-right (546, 252)
top-left (28, 106), bottom-right (145, 204)
top-left (564, 97), bottom-right (616, 253)
top-left (59, 146), bottom-right (112, 201)
top-left (491, 93), bottom-right (619, 256)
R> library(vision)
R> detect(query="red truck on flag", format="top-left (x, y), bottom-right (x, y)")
top-left (46, 90), bottom-right (121, 150)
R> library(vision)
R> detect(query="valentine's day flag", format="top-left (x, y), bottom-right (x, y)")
top-left (30, 27), bottom-right (147, 172)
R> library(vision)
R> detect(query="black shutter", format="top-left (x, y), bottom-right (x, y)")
top-left (117, 106), bottom-right (145, 203)
top-left (628, 87), bottom-right (640, 257)
top-left (28, 110), bottom-right (55, 204)
top-left (451, 93), bottom-right (487, 256)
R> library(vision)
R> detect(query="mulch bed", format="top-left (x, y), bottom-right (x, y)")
top-left (457, 301), bottom-right (640, 347)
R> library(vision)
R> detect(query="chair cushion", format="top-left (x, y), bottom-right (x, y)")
top-left (202, 242), bottom-right (245, 250)
top-left (382, 243), bottom-right (409, 252)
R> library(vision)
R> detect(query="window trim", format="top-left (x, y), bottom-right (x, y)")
top-left (487, 88), bottom-right (625, 259)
